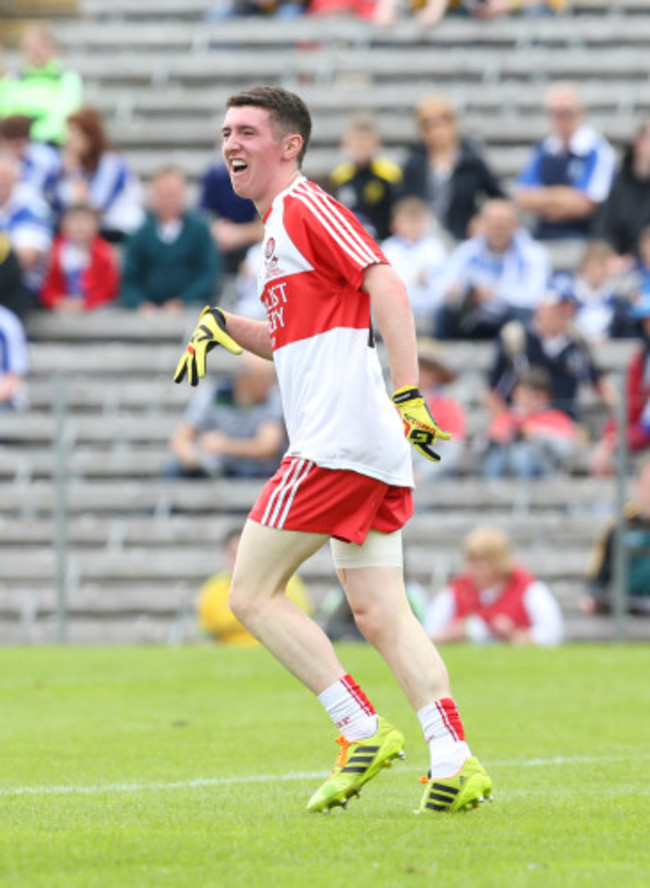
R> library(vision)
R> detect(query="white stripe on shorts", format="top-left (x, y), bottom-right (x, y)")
top-left (261, 458), bottom-right (314, 529)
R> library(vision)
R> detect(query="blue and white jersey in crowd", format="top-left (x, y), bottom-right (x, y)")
top-left (381, 234), bottom-right (448, 319)
top-left (0, 304), bottom-right (29, 410)
top-left (0, 182), bottom-right (53, 294)
top-left (56, 151), bottom-right (144, 236)
top-left (438, 228), bottom-right (550, 314)
top-left (516, 126), bottom-right (616, 238)
top-left (20, 142), bottom-right (62, 208)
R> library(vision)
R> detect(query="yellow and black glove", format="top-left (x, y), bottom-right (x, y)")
top-left (173, 306), bottom-right (242, 387)
top-left (392, 385), bottom-right (452, 462)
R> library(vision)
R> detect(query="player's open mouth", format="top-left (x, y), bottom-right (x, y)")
top-left (230, 160), bottom-right (248, 175)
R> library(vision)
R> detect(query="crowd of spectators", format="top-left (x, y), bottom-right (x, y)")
top-left (1, 7), bottom-right (648, 639)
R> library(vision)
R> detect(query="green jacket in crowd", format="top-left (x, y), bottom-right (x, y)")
top-left (120, 212), bottom-right (222, 309)
top-left (0, 59), bottom-right (82, 145)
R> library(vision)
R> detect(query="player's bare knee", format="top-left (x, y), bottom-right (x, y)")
top-left (351, 600), bottom-right (394, 646)
top-left (228, 581), bottom-right (256, 625)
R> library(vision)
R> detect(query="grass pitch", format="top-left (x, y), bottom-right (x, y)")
top-left (1, 643), bottom-right (649, 888)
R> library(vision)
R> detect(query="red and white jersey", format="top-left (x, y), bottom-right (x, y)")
top-left (257, 175), bottom-right (413, 487)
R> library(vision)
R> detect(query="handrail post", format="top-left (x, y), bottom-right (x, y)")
top-left (612, 370), bottom-right (628, 642)
top-left (53, 375), bottom-right (69, 644)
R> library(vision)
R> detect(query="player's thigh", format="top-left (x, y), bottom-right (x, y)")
top-left (338, 565), bottom-right (411, 619)
top-left (332, 531), bottom-right (411, 618)
top-left (232, 518), bottom-right (329, 600)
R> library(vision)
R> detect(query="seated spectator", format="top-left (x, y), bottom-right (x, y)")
top-left (414, 337), bottom-right (466, 478)
top-left (515, 82), bottom-right (616, 240)
top-left (199, 159), bottom-right (263, 276)
top-left (465, 0), bottom-right (565, 16)
top-left (0, 149), bottom-right (52, 312)
top-left (596, 121), bottom-right (650, 260)
top-left (0, 303), bottom-right (29, 411)
top-left (308, 0), bottom-right (375, 18)
top-left (380, 197), bottom-right (447, 326)
top-left (436, 198), bottom-right (549, 340)
top-left (165, 352), bottom-right (285, 480)
top-left (0, 114), bottom-right (61, 209)
top-left (634, 226), bottom-right (650, 294)
top-left (120, 167), bottom-right (220, 314)
top-left (0, 24), bottom-right (82, 147)
top-left (328, 114), bottom-right (402, 241)
top-left (583, 455), bottom-right (650, 616)
top-left (572, 241), bottom-right (637, 344)
top-left (0, 231), bottom-right (28, 318)
top-left (589, 293), bottom-right (650, 477)
top-left (486, 281), bottom-right (616, 424)
top-left (40, 204), bottom-right (119, 312)
top-left (198, 528), bottom-right (312, 646)
top-left (482, 366), bottom-right (577, 479)
top-left (232, 241), bottom-right (265, 320)
top-left (206, 0), bottom-right (307, 18)
top-left (374, 0), bottom-right (563, 28)
top-left (399, 94), bottom-right (505, 242)
top-left (56, 108), bottom-right (144, 243)
top-left (424, 527), bottom-right (564, 645)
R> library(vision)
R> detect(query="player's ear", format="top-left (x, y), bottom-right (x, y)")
top-left (284, 135), bottom-right (303, 161)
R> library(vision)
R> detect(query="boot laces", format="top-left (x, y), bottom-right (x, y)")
top-left (334, 735), bottom-right (351, 769)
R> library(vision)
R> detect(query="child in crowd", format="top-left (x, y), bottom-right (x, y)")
top-left (414, 337), bottom-right (466, 478)
top-left (572, 241), bottom-right (636, 343)
top-left (380, 197), bottom-right (447, 327)
top-left (40, 204), bottom-right (119, 311)
top-left (0, 303), bottom-right (29, 411)
top-left (232, 241), bottom-right (266, 320)
top-left (632, 226), bottom-right (650, 309)
top-left (483, 365), bottom-right (578, 479)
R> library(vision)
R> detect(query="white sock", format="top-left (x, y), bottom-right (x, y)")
top-left (418, 697), bottom-right (472, 779)
top-left (318, 673), bottom-right (378, 742)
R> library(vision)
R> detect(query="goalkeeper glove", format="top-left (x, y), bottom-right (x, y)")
top-left (392, 385), bottom-right (451, 462)
top-left (173, 306), bottom-right (242, 387)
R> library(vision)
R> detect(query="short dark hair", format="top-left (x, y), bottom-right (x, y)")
top-left (226, 86), bottom-right (312, 165)
top-left (515, 366), bottom-right (552, 394)
top-left (0, 115), bottom-right (34, 141)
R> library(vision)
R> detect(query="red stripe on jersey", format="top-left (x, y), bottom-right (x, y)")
top-left (435, 698), bottom-right (465, 742)
top-left (293, 181), bottom-right (382, 268)
top-left (341, 674), bottom-right (376, 717)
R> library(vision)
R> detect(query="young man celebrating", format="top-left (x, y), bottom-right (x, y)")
top-left (174, 86), bottom-right (492, 814)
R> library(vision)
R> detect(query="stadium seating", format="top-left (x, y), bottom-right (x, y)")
top-left (1, 5), bottom-right (645, 191)
top-left (0, 308), bottom-right (642, 644)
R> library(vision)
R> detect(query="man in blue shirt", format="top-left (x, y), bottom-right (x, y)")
top-left (199, 160), bottom-right (263, 274)
top-left (515, 83), bottom-right (615, 240)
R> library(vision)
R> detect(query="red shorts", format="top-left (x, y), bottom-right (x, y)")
top-left (249, 456), bottom-right (413, 545)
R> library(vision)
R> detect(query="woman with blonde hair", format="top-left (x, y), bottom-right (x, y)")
top-left (399, 93), bottom-right (504, 241)
top-left (424, 527), bottom-right (564, 645)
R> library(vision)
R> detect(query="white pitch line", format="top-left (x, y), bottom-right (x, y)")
top-left (1, 752), bottom-right (649, 799)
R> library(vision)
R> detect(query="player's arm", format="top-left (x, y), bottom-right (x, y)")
top-left (364, 262), bottom-right (451, 461)
top-left (364, 263), bottom-right (418, 390)
top-left (515, 185), bottom-right (595, 221)
top-left (174, 308), bottom-right (272, 387)
top-left (220, 313), bottom-right (273, 360)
